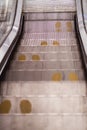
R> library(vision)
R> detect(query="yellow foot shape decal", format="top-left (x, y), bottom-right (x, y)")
top-left (20, 100), bottom-right (32, 114)
top-left (53, 41), bottom-right (59, 46)
top-left (0, 100), bottom-right (11, 114)
top-left (69, 72), bottom-right (78, 81)
top-left (41, 41), bottom-right (47, 46)
top-left (18, 54), bottom-right (26, 61)
top-left (32, 55), bottom-right (40, 61)
top-left (52, 73), bottom-right (62, 81)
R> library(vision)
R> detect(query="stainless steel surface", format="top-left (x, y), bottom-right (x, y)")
top-left (82, 0), bottom-right (87, 32)
top-left (76, 0), bottom-right (87, 68)
top-left (0, 0), bottom-right (17, 46)
top-left (0, 1), bottom-right (87, 130)
top-left (23, 0), bottom-right (76, 12)
top-left (0, 0), bottom-right (23, 75)
top-left (2, 17), bottom-right (85, 81)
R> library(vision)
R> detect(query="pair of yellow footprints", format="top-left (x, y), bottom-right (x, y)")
top-left (41, 41), bottom-right (59, 46)
top-left (55, 21), bottom-right (72, 32)
top-left (18, 41), bottom-right (59, 61)
top-left (18, 54), bottom-right (40, 61)
top-left (0, 100), bottom-right (32, 114)
top-left (52, 72), bottom-right (78, 81)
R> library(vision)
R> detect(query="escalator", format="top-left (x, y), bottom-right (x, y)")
top-left (0, 0), bottom-right (87, 130)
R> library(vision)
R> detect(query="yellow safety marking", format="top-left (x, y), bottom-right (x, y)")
top-left (56, 29), bottom-right (61, 32)
top-left (53, 40), bottom-right (59, 46)
top-left (0, 100), bottom-right (11, 114)
top-left (55, 22), bottom-right (61, 28)
top-left (68, 72), bottom-right (78, 81)
top-left (52, 73), bottom-right (62, 81)
top-left (32, 55), bottom-right (40, 61)
top-left (20, 100), bottom-right (32, 114)
top-left (67, 29), bottom-right (72, 32)
top-left (41, 41), bottom-right (47, 46)
top-left (18, 54), bottom-right (26, 61)
top-left (66, 21), bottom-right (72, 32)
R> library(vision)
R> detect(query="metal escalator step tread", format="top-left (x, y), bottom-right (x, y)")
top-left (13, 52), bottom-right (81, 61)
top-left (0, 115), bottom-right (86, 130)
top-left (0, 95), bottom-right (87, 114)
top-left (0, 81), bottom-right (86, 96)
top-left (20, 39), bottom-right (77, 46)
top-left (22, 32), bottom-right (76, 39)
top-left (16, 46), bottom-right (79, 52)
top-left (24, 12), bottom-right (75, 21)
top-left (9, 60), bottom-right (83, 70)
top-left (23, 21), bottom-right (74, 33)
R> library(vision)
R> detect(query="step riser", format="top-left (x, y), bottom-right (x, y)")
top-left (9, 61), bottom-right (82, 70)
top-left (4, 70), bottom-right (85, 81)
top-left (24, 13), bottom-right (75, 21)
top-left (16, 46), bottom-right (79, 53)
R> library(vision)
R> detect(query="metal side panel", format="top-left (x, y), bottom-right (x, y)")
top-left (76, 0), bottom-right (87, 69)
top-left (0, 0), bottom-right (23, 75)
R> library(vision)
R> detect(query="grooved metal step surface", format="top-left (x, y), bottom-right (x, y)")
top-left (23, 0), bottom-right (76, 12)
top-left (2, 19), bottom-right (85, 81)
top-left (0, 12), bottom-right (87, 130)
top-left (24, 12), bottom-right (75, 21)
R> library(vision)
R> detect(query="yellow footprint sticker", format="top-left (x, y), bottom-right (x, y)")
top-left (32, 55), bottom-right (40, 61)
top-left (0, 100), bottom-right (11, 114)
top-left (18, 54), bottom-right (26, 61)
top-left (55, 22), bottom-right (61, 28)
top-left (66, 21), bottom-right (72, 32)
top-left (56, 29), bottom-right (61, 32)
top-left (53, 41), bottom-right (59, 46)
top-left (55, 22), bottom-right (61, 32)
top-left (52, 73), bottom-right (62, 81)
top-left (20, 100), bottom-right (32, 114)
top-left (41, 41), bottom-right (47, 46)
top-left (68, 72), bottom-right (78, 81)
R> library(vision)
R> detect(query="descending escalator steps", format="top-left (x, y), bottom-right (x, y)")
top-left (0, 100), bottom-right (11, 114)
top-left (20, 100), bottom-right (32, 114)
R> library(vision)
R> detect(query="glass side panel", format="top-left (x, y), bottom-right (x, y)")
top-left (0, 0), bottom-right (17, 46)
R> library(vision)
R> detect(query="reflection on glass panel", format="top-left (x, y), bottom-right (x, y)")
top-left (0, 0), bottom-right (17, 46)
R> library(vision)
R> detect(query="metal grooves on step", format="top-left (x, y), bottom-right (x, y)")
top-left (24, 12), bottom-right (75, 21)
top-left (0, 1), bottom-right (87, 129)
top-left (1, 12), bottom-right (85, 81)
